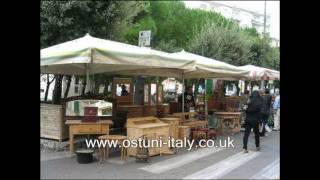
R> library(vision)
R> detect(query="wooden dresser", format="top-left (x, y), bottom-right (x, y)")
top-left (126, 116), bottom-right (172, 156)
top-left (160, 117), bottom-right (180, 140)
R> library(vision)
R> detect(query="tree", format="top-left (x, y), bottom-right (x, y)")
top-left (41, 1), bottom-right (147, 103)
top-left (41, 74), bottom-right (55, 102)
top-left (63, 75), bottom-right (72, 98)
top-left (52, 75), bottom-right (63, 104)
top-left (188, 22), bottom-right (251, 66)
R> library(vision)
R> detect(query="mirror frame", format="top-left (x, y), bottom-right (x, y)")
top-left (61, 93), bottom-right (116, 121)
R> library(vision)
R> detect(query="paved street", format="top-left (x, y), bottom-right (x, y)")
top-left (41, 131), bottom-right (279, 179)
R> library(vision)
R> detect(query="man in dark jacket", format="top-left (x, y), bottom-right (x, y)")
top-left (260, 89), bottom-right (272, 137)
top-left (243, 90), bottom-right (262, 153)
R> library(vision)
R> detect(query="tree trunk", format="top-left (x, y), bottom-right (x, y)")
top-left (44, 83), bottom-right (50, 101)
top-left (52, 75), bottom-right (63, 104)
top-left (81, 78), bottom-right (87, 96)
top-left (103, 82), bottom-right (109, 96)
top-left (44, 74), bottom-right (50, 101)
top-left (64, 75), bottom-right (72, 98)
top-left (44, 74), bottom-right (55, 102)
top-left (94, 81), bottom-right (100, 95)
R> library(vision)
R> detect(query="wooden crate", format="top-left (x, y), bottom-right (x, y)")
top-left (126, 116), bottom-right (172, 157)
top-left (178, 126), bottom-right (190, 140)
top-left (160, 118), bottom-right (180, 140)
top-left (41, 103), bottom-right (69, 141)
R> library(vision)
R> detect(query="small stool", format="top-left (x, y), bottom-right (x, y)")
top-left (208, 129), bottom-right (217, 139)
top-left (192, 130), bottom-right (207, 140)
top-left (98, 135), bottom-right (127, 163)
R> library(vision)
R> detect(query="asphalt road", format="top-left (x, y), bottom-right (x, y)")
top-left (41, 131), bottom-right (279, 179)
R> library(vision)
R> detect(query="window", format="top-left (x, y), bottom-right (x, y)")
top-left (116, 84), bottom-right (130, 96)
top-left (40, 89), bottom-right (44, 93)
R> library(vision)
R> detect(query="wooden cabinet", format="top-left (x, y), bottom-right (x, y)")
top-left (178, 126), bottom-right (191, 140)
top-left (113, 78), bottom-right (133, 106)
top-left (160, 118), bottom-right (180, 140)
top-left (126, 116), bottom-right (172, 157)
top-left (214, 112), bottom-right (241, 135)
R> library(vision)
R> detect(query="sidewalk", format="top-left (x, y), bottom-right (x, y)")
top-left (41, 131), bottom-right (279, 179)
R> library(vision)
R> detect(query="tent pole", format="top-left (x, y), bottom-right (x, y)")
top-left (205, 79), bottom-right (208, 116)
top-left (182, 73), bottom-right (185, 113)
top-left (86, 64), bottom-right (90, 93)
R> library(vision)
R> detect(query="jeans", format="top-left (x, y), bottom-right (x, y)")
top-left (243, 121), bottom-right (260, 150)
top-left (273, 108), bottom-right (280, 130)
top-left (260, 114), bottom-right (269, 136)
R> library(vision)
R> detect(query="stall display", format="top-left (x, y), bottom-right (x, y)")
top-left (126, 116), bottom-right (173, 156)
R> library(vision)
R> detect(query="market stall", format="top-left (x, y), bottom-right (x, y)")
top-left (41, 34), bottom-right (255, 158)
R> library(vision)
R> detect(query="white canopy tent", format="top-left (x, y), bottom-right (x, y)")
top-left (238, 65), bottom-right (280, 81)
top-left (170, 50), bottom-right (250, 79)
top-left (41, 34), bottom-right (195, 78)
top-left (40, 34), bottom-right (252, 112)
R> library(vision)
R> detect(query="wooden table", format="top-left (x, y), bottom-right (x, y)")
top-left (98, 135), bottom-right (127, 162)
top-left (65, 120), bottom-right (113, 154)
top-left (214, 112), bottom-right (241, 135)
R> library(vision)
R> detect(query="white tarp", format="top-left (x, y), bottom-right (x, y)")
top-left (41, 34), bottom-right (195, 78)
top-left (238, 65), bottom-right (280, 80)
top-left (170, 51), bottom-right (250, 79)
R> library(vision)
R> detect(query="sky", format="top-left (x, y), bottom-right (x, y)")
top-left (183, 1), bottom-right (279, 40)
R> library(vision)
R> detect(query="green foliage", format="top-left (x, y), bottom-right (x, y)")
top-left (125, 16), bottom-right (157, 45)
top-left (188, 23), bottom-right (251, 66)
top-left (41, 1), bottom-right (147, 48)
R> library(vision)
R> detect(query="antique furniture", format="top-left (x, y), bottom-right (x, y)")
top-left (181, 120), bottom-right (208, 129)
top-left (41, 103), bottom-right (66, 141)
top-left (126, 116), bottom-right (173, 156)
top-left (113, 78), bottom-right (133, 106)
top-left (98, 135), bottom-right (128, 162)
top-left (65, 120), bottom-right (113, 154)
top-left (192, 130), bottom-right (207, 143)
top-left (168, 112), bottom-right (198, 122)
top-left (178, 126), bottom-right (191, 140)
top-left (135, 135), bottom-right (149, 163)
top-left (117, 104), bottom-right (169, 118)
top-left (159, 118), bottom-right (180, 140)
top-left (207, 129), bottom-right (217, 139)
top-left (214, 112), bottom-right (241, 135)
top-left (169, 101), bottom-right (180, 114)
top-left (144, 83), bottom-right (164, 105)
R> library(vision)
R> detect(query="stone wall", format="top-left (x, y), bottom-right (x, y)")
top-left (41, 103), bottom-right (69, 141)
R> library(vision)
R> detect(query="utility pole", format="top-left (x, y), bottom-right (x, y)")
top-left (263, 0), bottom-right (267, 39)
top-left (261, 0), bottom-right (267, 90)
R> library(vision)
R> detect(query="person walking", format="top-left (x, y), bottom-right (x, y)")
top-left (273, 90), bottom-right (280, 131)
top-left (243, 90), bottom-right (262, 153)
top-left (240, 90), bottom-right (250, 127)
top-left (260, 89), bottom-right (272, 137)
